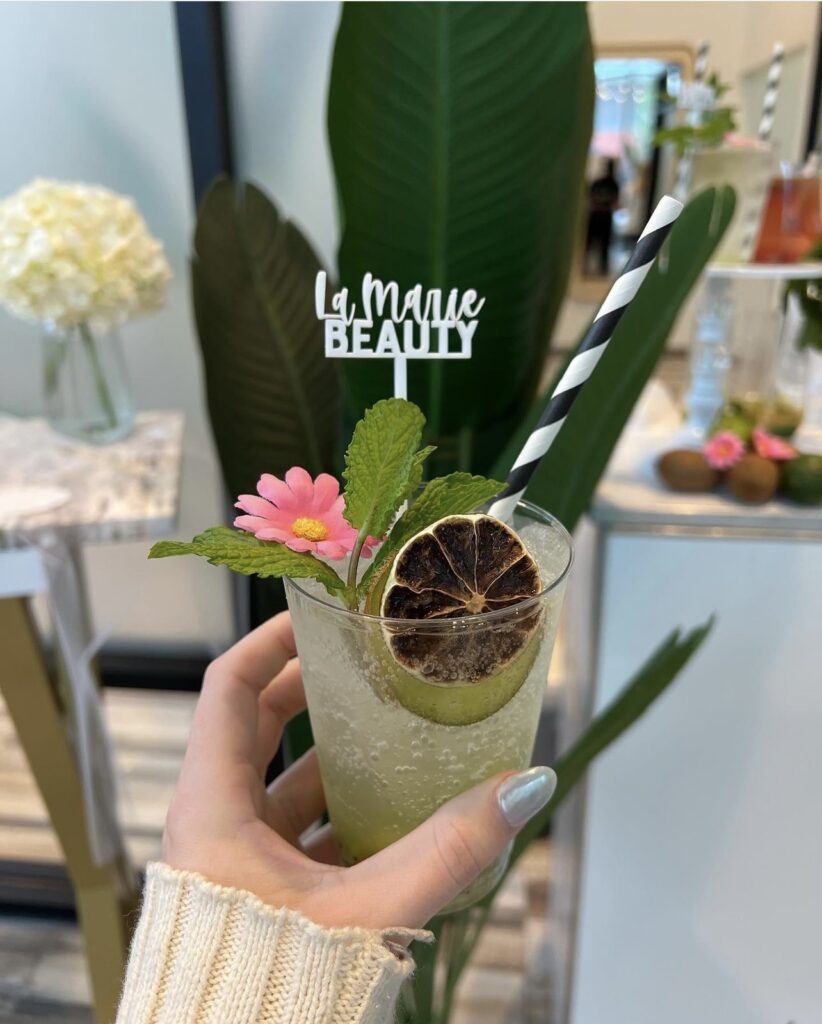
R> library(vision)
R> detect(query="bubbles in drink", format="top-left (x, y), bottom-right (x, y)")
top-left (286, 510), bottom-right (570, 871)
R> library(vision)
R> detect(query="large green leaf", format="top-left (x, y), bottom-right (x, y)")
top-left (192, 177), bottom-right (341, 499)
top-left (411, 618), bottom-right (714, 1024)
top-left (192, 177), bottom-right (343, 644)
top-left (491, 186), bottom-right (736, 530)
top-left (328, 2), bottom-right (594, 473)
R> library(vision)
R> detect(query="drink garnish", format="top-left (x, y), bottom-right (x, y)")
top-left (374, 513), bottom-right (542, 725)
top-left (149, 398), bottom-right (506, 613)
top-left (360, 472), bottom-right (507, 611)
top-left (383, 514), bottom-right (540, 650)
top-left (148, 399), bottom-right (551, 724)
top-left (149, 525), bottom-right (348, 593)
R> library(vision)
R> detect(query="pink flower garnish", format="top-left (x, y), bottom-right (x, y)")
top-left (704, 431), bottom-right (746, 470)
top-left (752, 426), bottom-right (796, 461)
top-left (234, 467), bottom-right (380, 561)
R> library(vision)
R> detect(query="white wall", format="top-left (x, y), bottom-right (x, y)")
top-left (571, 531), bottom-right (822, 1024)
top-left (0, 1), bottom-right (232, 649)
top-left (227, 0), bottom-right (341, 270)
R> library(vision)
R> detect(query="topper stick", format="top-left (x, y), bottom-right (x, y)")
top-left (318, 273), bottom-right (479, 407)
top-left (393, 355), bottom-right (408, 400)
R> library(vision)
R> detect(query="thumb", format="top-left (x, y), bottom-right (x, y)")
top-left (351, 766), bottom-right (557, 928)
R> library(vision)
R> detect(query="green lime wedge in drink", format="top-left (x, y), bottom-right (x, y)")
top-left (373, 514), bottom-right (544, 726)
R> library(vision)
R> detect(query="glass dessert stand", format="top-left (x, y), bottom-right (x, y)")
top-left (683, 262), bottom-right (822, 441)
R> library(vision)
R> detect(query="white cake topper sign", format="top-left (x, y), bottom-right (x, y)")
top-left (315, 271), bottom-right (485, 400)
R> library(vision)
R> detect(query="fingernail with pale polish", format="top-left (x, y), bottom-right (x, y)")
top-left (497, 766), bottom-right (557, 829)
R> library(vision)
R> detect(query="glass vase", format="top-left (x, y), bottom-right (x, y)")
top-left (42, 322), bottom-right (135, 444)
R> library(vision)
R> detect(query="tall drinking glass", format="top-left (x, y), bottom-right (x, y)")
top-left (284, 501), bottom-right (572, 911)
top-left (754, 167), bottom-right (822, 264)
top-left (689, 145), bottom-right (773, 263)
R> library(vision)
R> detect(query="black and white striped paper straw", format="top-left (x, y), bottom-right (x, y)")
top-left (756, 42), bottom-right (784, 144)
top-left (740, 42), bottom-right (785, 259)
top-left (674, 41), bottom-right (710, 201)
top-left (489, 195), bottom-right (683, 522)
top-left (694, 39), bottom-right (710, 83)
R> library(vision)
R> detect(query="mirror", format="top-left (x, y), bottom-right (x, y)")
top-left (572, 45), bottom-right (695, 301)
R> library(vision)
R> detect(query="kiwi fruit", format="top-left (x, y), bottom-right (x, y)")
top-left (726, 454), bottom-right (779, 504)
top-left (657, 450), bottom-right (720, 493)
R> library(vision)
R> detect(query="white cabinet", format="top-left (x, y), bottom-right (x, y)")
top-left (566, 429), bottom-right (822, 1024)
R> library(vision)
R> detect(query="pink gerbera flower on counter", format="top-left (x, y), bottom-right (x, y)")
top-left (752, 426), bottom-right (796, 461)
top-left (234, 467), bottom-right (380, 561)
top-left (704, 431), bottom-right (746, 470)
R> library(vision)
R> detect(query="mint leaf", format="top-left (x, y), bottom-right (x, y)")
top-left (342, 398), bottom-right (426, 537)
top-left (404, 444), bottom-right (437, 501)
top-left (359, 472), bottom-right (505, 599)
top-left (148, 526), bottom-right (346, 596)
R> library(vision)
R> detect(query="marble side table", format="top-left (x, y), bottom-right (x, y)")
top-left (0, 411), bottom-right (183, 1024)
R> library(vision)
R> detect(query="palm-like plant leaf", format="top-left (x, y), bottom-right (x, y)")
top-left (491, 186), bottom-right (737, 528)
top-left (328, 2), bottom-right (594, 472)
top-left (192, 177), bottom-right (341, 499)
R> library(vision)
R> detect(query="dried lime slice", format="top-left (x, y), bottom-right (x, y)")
top-left (378, 514), bottom-right (543, 725)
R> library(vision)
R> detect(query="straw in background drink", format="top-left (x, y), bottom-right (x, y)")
top-left (754, 42), bottom-right (784, 145)
top-left (740, 42), bottom-right (785, 260)
top-left (490, 194), bottom-right (683, 522)
top-left (674, 40), bottom-right (710, 202)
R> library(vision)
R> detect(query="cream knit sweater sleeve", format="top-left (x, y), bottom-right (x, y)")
top-left (116, 862), bottom-right (431, 1024)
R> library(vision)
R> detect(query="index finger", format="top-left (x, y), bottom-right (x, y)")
top-left (189, 611), bottom-right (297, 772)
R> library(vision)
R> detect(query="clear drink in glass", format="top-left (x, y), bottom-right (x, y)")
top-left (285, 500), bottom-right (572, 911)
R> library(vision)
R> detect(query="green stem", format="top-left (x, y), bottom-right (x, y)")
top-left (78, 322), bottom-right (117, 429)
top-left (411, 918), bottom-right (444, 1024)
top-left (436, 912), bottom-right (470, 1023)
top-left (457, 425), bottom-right (472, 472)
top-left (343, 525), bottom-right (370, 608)
top-left (43, 337), bottom-right (68, 398)
top-left (438, 903), bottom-right (492, 1017)
top-left (427, 4), bottom-right (450, 436)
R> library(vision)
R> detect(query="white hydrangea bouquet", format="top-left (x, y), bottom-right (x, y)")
top-left (0, 179), bottom-right (171, 442)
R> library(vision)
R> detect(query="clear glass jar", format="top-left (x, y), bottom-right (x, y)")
top-left (765, 291), bottom-right (822, 438)
top-left (724, 279), bottom-right (783, 422)
top-left (754, 161), bottom-right (822, 264)
top-left (690, 144), bottom-right (774, 263)
top-left (684, 277), bottom-right (732, 437)
top-left (284, 501), bottom-right (572, 913)
top-left (42, 322), bottom-right (135, 444)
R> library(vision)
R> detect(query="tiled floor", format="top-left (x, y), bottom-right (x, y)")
top-left (0, 686), bottom-right (191, 1020)
top-left (0, 688), bottom-right (195, 869)
top-left (1, 687), bottom-right (557, 1023)
top-left (0, 915), bottom-right (92, 1023)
